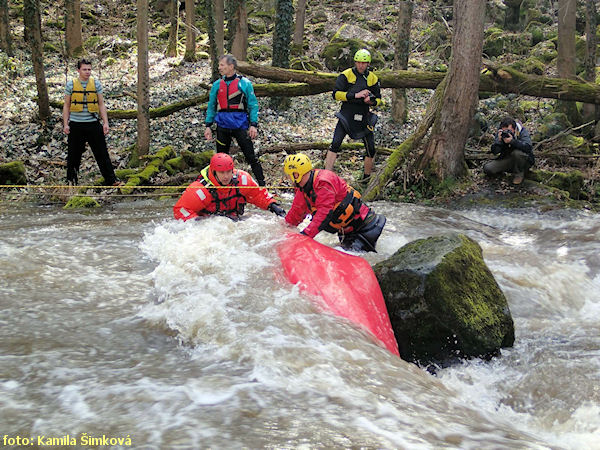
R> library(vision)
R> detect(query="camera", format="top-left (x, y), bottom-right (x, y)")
top-left (500, 129), bottom-right (513, 139)
top-left (368, 93), bottom-right (376, 103)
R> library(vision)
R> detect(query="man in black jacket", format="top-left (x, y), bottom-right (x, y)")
top-left (483, 117), bottom-right (534, 185)
top-left (325, 49), bottom-right (382, 182)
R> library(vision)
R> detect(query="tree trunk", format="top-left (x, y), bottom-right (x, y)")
top-left (184, 0), bottom-right (196, 61)
top-left (292, 0), bottom-right (307, 49)
top-left (557, 0), bottom-right (581, 125)
top-left (24, 0), bottom-right (50, 120)
top-left (363, 77), bottom-right (448, 201)
top-left (65, 0), bottom-right (82, 57)
top-left (391, 1), bottom-right (412, 124)
top-left (0, 0), bottom-right (13, 56)
top-left (583, 0), bottom-right (598, 127)
top-left (237, 61), bottom-right (600, 105)
top-left (166, 0), bottom-right (178, 57)
top-left (215, 0), bottom-right (224, 57)
top-left (230, 0), bottom-right (247, 60)
top-left (137, 0), bottom-right (150, 157)
top-left (503, 0), bottom-right (523, 31)
top-left (417, 0), bottom-right (485, 180)
top-left (205, 0), bottom-right (219, 80)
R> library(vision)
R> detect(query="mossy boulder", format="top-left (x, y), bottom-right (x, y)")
top-left (418, 21), bottom-right (449, 52)
top-left (484, 28), bottom-right (532, 58)
top-left (248, 17), bottom-right (267, 34)
top-left (533, 112), bottom-right (572, 141)
top-left (510, 56), bottom-right (545, 75)
top-left (309, 10), bottom-right (328, 24)
top-left (247, 44), bottom-right (272, 62)
top-left (64, 196), bottom-right (100, 209)
top-left (321, 37), bottom-right (385, 72)
top-left (180, 150), bottom-right (213, 170)
top-left (331, 24), bottom-right (378, 44)
top-left (0, 161), bottom-right (27, 185)
top-left (373, 234), bottom-right (515, 365)
top-left (528, 169), bottom-right (585, 199)
top-left (530, 40), bottom-right (557, 63)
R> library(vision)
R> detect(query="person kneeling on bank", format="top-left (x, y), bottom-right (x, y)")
top-left (283, 153), bottom-right (386, 253)
top-left (483, 117), bottom-right (534, 185)
top-left (173, 153), bottom-right (285, 221)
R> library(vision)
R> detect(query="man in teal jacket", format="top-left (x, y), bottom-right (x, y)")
top-left (204, 54), bottom-right (265, 186)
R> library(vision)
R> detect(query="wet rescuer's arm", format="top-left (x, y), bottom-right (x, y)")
top-left (173, 182), bottom-right (212, 221)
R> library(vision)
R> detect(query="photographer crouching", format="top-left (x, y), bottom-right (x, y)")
top-left (483, 117), bottom-right (534, 185)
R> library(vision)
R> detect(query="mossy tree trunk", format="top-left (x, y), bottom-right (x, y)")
top-left (503, 0), bottom-right (523, 31)
top-left (416, 0), bottom-right (485, 180)
top-left (166, 0), bottom-right (178, 57)
top-left (0, 0), bottom-right (13, 56)
top-left (363, 77), bottom-right (447, 201)
top-left (292, 0), bottom-right (307, 50)
top-left (205, 0), bottom-right (219, 80)
top-left (184, 0), bottom-right (196, 61)
top-left (229, 0), bottom-right (247, 60)
top-left (24, 0), bottom-right (50, 121)
top-left (65, 0), bottom-right (82, 57)
top-left (391, 1), bottom-right (412, 124)
top-left (215, 0), bottom-right (224, 57)
top-left (556, 0), bottom-right (582, 126)
top-left (137, 0), bottom-right (150, 157)
top-left (583, 0), bottom-right (599, 129)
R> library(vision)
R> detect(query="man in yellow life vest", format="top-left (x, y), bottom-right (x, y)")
top-left (62, 59), bottom-right (120, 186)
top-left (325, 49), bottom-right (383, 183)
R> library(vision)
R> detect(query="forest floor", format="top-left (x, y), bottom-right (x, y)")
top-left (0, 0), bottom-right (598, 211)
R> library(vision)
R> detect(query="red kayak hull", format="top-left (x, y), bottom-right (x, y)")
top-left (277, 233), bottom-right (399, 356)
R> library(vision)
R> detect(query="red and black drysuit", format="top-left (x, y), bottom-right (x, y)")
top-left (173, 166), bottom-right (275, 221)
top-left (285, 169), bottom-right (385, 251)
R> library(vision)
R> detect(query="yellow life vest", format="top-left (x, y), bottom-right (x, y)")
top-left (71, 77), bottom-right (99, 113)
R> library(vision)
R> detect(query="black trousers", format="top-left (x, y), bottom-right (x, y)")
top-left (67, 121), bottom-right (117, 185)
top-left (483, 150), bottom-right (532, 178)
top-left (216, 126), bottom-right (265, 185)
top-left (330, 121), bottom-right (376, 158)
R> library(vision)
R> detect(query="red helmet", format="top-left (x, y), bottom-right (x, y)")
top-left (210, 153), bottom-right (234, 172)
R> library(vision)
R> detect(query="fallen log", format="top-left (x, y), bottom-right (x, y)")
top-left (237, 61), bottom-right (600, 105)
top-left (258, 141), bottom-right (394, 155)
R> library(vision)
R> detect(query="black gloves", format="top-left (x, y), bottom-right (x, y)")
top-left (269, 203), bottom-right (286, 217)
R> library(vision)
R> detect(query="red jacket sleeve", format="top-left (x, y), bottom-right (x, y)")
top-left (236, 170), bottom-right (276, 210)
top-left (173, 181), bottom-right (212, 221)
top-left (285, 190), bottom-right (310, 227)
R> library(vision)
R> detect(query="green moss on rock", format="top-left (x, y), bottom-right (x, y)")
top-left (64, 196), bottom-right (100, 209)
top-left (373, 234), bottom-right (515, 365)
top-left (181, 150), bottom-right (213, 169)
top-left (529, 169), bottom-right (585, 199)
top-left (0, 161), bottom-right (27, 185)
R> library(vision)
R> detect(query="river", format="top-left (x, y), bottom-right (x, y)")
top-left (1, 199), bottom-right (598, 449)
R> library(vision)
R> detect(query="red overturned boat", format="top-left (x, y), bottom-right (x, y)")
top-left (278, 233), bottom-right (399, 356)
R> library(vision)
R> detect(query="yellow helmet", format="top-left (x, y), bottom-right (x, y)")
top-left (354, 48), bottom-right (371, 63)
top-left (284, 153), bottom-right (313, 184)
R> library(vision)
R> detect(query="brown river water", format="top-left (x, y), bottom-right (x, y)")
top-left (1, 198), bottom-right (599, 449)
